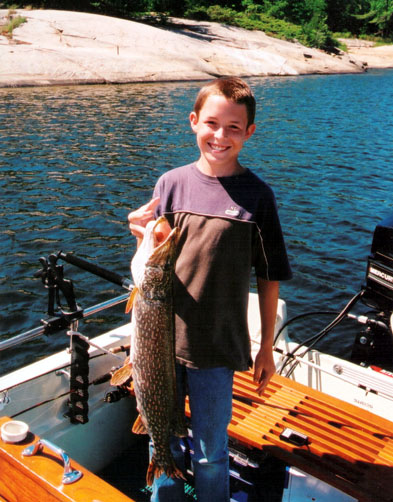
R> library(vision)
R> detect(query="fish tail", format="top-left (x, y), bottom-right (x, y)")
top-left (173, 411), bottom-right (188, 438)
top-left (146, 456), bottom-right (185, 486)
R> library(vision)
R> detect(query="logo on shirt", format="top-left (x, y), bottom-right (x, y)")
top-left (225, 206), bottom-right (240, 217)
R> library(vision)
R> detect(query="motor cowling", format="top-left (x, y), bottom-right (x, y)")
top-left (362, 214), bottom-right (393, 313)
top-left (351, 215), bottom-right (393, 369)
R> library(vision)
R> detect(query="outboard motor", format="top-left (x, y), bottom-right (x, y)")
top-left (351, 214), bottom-right (393, 369)
top-left (362, 214), bottom-right (393, 312)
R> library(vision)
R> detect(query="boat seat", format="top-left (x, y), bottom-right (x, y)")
top-left (188, 372), bottom-right (393, 502)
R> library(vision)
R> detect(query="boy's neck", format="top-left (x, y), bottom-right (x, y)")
top-left (196, 158), bottom-right (246, 178)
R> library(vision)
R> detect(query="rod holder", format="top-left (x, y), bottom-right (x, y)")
top-left (22, 438), bottom-right (83, 485)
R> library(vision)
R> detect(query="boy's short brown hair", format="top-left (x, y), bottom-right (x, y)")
top-left (193, 77), bottom-right (256, 128)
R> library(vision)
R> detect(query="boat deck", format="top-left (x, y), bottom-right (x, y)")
top-left (216, 372), bottom-right (393, 502)
top-left (2, 372), bottom-right (393, 502)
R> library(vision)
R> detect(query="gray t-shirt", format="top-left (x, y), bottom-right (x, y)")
top-left (154, 163), bottom-right (291, 371)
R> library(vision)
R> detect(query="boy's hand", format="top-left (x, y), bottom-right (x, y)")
top-left (253, 347), bottom-right (275, 395)
top-left (128, 197), bottom-right (160, 239)
top-left (255, 279), bottom-right (278, 395)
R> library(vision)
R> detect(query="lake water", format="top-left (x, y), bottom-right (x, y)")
top-left (1, 69), bottom-right (393, 375)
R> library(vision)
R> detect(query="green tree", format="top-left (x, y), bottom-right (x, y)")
top-left (326, 0), bottom-right (368, 35)
top-left (151, 0), bottom-right (185, 15)
top-left (92, 0), bottom-right (151, 17)
top-left (262, 0), bottom-right (326, 25)
top-left (302, 11), bottom-right (335, 48)
top-left (361, 0), bottom-right (393, 37)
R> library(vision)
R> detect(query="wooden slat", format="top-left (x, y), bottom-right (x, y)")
top-left (186, 372), bottom-right (393, 502)
top-left (0, 416), bottom-right (135, 502)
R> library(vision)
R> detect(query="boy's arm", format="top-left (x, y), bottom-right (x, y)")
top-left (253, 278), bottom-right (279, 395)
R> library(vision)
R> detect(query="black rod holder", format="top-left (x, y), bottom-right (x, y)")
top-left (58, 252), bottom-right (133, 291)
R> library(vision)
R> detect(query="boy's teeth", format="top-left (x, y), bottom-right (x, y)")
top-left (211, 144), bottom-right (227, 151)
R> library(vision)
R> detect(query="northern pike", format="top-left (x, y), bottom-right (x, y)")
top-left (111, 216), bottom-right (186, 485)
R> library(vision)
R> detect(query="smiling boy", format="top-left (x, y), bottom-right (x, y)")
top-left (190, 88), bottom-right (255, 177)
top-left (128, 77), bottom-right (292, 502)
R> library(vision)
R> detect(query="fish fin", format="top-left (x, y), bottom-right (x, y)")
top-left (132, 414), bottom-right (148, 435)
top-left (125, 287), bottom-right (138, 314)
top-left (110, 362), bottom-right (133, 387)
top-left (146, 456), bottom-right (186, 486)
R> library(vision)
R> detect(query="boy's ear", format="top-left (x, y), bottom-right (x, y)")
top-left (245, 123), bottom-right (256, 141)
top-left (190, 111), bottom-right (198, 132)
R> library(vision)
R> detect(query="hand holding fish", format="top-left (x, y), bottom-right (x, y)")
top-left (128, 197), bottom-right (160, 240)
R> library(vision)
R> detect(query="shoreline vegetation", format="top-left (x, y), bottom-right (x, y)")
top-left (0, 9), bottom-right (392, 88)
top-left (0, 10), bottom-right (26, 36)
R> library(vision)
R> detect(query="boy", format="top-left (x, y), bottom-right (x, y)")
top-left (128, 77), bottom-right (292, 502)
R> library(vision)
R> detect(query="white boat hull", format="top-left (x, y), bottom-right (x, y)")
top-left (247, 292), bottom-right (393, 422)
top-left (0, 323), bottom-right (135, 472)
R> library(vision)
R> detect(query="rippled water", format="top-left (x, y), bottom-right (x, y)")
top-left (1, 70), bottom-right (393, 375)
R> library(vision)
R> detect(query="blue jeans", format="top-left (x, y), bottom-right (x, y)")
top-left (150, 364), bottom-right (234, 502)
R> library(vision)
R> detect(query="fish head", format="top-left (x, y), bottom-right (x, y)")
top-left (131, 216), bottom-right (180, 298)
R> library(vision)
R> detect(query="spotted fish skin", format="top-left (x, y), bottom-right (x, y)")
top-left (130, 216), bottom-right (186, 485)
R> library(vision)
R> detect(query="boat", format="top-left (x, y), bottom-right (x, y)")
top-left (271, 213), bottom-right (393, 422)
top-left (1, 215), bottom-right (393, 502)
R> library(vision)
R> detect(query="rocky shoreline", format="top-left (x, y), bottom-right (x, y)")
top-left (1, 9), bottom-right (392, 88)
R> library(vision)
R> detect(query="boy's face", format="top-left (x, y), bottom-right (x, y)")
top-left (190, 94), bottom-right (256, 175)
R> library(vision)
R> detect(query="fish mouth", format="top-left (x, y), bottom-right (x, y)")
top-left (148, 216), bottom-right (180, 266)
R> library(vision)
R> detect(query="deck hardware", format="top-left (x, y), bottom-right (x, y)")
top-left (0, 390), bottom-right (10, 410)
top-left (0, 249), bottom-right (132, 353)
top-left (104, 387), bottom-right (129, 402)
top-left (22, 438), bottom-right (83, 485)
top-left (333, 364), bottom-right (343, 375)
top-left (280, 427), bottom-right (309, 447)
top-left (35, 253), bottom-right (79, 316)
top-left (229, 467), bottom-right (254, 486)
top-left (1, 420), bottom-right (29, 443)
top-left (56, 369), bottom-right (71, 379)
top-left (229, 448), bottom-right (259, 468)
top-left (68, 332), bottom-right (89, 424)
